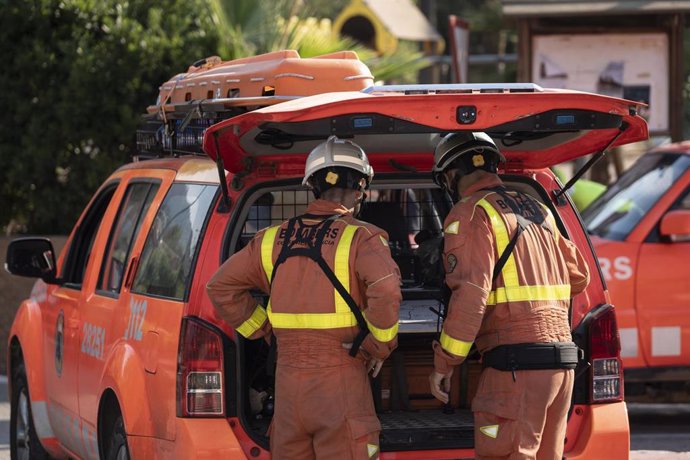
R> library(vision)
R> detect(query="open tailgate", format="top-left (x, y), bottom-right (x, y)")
top-left (202, 84), bottom-right (648, 175)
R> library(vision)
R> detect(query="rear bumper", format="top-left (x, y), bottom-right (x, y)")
top-left (127, 418), bottom-right (246, 459)
top-left (565, 402), bottom-right (630, 459)
top-left (125, 404), bottom-right (629, 459)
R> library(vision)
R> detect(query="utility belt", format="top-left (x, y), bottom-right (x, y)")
top-left (482, 342), bottom-right (580, 371)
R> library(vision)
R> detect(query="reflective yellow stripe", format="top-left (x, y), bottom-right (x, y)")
top-left (264, 224), bottom-right (364, 330)
top-left (260, 226), bottom-right (280, 311)
top-left (480, 425), bottom-right (499, 438)
top-left (440, 331), bottom-right (473, 357)
top-left (445, 220), bottom-right (459, 234)
top-left (549, 212), bottom-right (559, 243)
top-left (366, 319), bottom-right (398, 343)
top-left (486, 284), bottom-right (571, 305)
top-left (334, 225), bottom-right (358, 313)
top-left (236, 305), bottom-right (268, 338)
top-left (268, 309), bottom-right (357, 329)
top-left (261, 226), bottom-right (279, 282)
top-left (477, 199), bottom-right (519, 287)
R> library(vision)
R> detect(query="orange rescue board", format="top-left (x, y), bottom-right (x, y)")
top-left (149, 49), bottom-right (373, 113)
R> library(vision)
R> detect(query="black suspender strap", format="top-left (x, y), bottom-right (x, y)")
top-left (313, 254), bottom-right (370, 357)
top-left (492, 223), bottom-right (524, 283)
top-left (487, 187), bottom-right (553, 284)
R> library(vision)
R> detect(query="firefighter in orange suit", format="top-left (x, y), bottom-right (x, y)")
top-left (207, 136), bottom-right (401, 460)
top-left (427, 132), bottom-right (590, 460)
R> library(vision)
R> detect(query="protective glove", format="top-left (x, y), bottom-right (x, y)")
top-left (342, 342), bottom-right (384, 378)
top-left (429, 369), bottom-right (453, 404)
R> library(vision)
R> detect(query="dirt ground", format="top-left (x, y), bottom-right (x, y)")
top-left (0, 236), bottom-right (67, 376)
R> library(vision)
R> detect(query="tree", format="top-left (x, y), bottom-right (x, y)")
top-left (0, 0), bottom-right (424, 234)
top-left (0, 0), bottom-right (219, 233)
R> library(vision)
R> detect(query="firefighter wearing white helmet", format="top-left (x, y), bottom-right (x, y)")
top-left (428, 132), bottom-right (590, 459)
top-left (303, 135), bottom-right (374, 212)
top-left (208, 135), bottom-right (400, 459)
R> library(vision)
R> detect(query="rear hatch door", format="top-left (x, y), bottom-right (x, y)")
top-left (202, 84), bottom-right (648, 175)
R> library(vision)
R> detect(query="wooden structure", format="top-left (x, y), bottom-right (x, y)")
top-left (502, 0), bottom-right (690, 140)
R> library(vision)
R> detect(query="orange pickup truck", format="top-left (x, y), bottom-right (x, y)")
top-left (583, 142), bottom-right (690, 396)
top-left (5, 50), bottom-right (647, 459)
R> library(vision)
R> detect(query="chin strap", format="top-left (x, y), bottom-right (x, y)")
top-left (353, 190), bottom-right (368, 218)
top-left (447, 174), bottom-right (461, 203)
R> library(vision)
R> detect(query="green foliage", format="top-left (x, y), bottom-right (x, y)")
top-left (209, 0), bottom-right (303, 60)
top-left (302, 0), bottom-right (350, 19)
top-left (209, 0), bottom-right (425, 84)
top-left (0, 0), bottom-right (426, 233)
top-left (0, 0), bottom-right (218, 233)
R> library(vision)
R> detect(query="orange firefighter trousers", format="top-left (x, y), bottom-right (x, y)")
top-left (473, 367), bottom-right (574, 460)
top-left (269, 333), bottom-right (380, 460)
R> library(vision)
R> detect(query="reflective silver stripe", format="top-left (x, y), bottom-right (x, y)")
top-left (345, 74), bottom-right (374, 80)
top-left (31, 400), bottom-right (55, 439)
top-left (275, 73), bottom-right (315, 80)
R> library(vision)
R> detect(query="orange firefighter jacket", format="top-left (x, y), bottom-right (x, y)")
top-left (433, 175), bottom-right (590, 374)
top-left (207, 199), bottom-right (402, 359)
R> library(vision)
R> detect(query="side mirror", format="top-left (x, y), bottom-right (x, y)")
top-left (660, 210), bottom-right (690, 242)
top-left (5, 238), bottom-right (58, 283)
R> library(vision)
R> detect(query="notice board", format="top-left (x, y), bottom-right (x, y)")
top-left (532, 33), bottom-right (669, 133)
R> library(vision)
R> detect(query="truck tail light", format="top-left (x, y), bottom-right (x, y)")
top-left (588, 306), bottom-right (624, 403)
top-left (176, 317), bottom-right (224, 417)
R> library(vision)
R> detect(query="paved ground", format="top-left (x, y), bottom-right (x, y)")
top-left (629, 403), bottom-right (690, 459)
top-left (0, 377), bottom-right (8, 459)
top-left (0, 378), bottom-right (686, 459)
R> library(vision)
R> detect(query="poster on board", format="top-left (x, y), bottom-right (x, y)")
top-left (532, 33), bottom-right (668, 133)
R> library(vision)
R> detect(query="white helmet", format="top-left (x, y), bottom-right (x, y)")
top-left (303, 136), bottom-right (374, 194)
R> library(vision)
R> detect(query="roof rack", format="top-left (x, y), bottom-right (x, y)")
top-left (363, 83), bottom-right (544, 94)
top-left (145, 95), bottom-right (301, 120)
top-left (136, 117), bottom-right (221, 159)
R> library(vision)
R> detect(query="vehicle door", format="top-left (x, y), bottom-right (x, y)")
top-left (76, 170), bottom-right (174, 459)
top-left (127, 180), bottom-right (219, 438)
top-left (44, 180), bottom-right (122, 455)
top-left (585, 153), bottom-right (690, 369)
top-left (634, 166), bottom-right (690, 369)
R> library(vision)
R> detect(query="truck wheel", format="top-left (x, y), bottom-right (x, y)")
top-left (10, 362), bottom-right (50, 460)
top-left (105, 416), bottom-right (130, 460)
